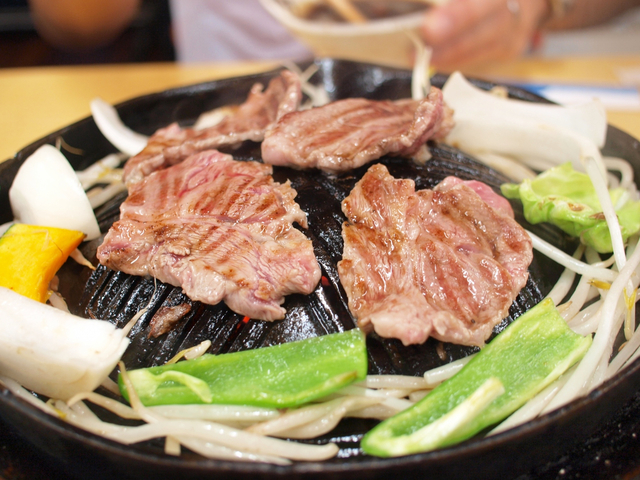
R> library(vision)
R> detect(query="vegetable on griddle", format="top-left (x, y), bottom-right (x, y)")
top-left (119, 328), bottom-right (367, 408)
top-left (361, 299), bottom-right (592, 457)
top-left (501, 162), bottom-right (640, 253)
top-left (0, 223), bottom-right (84, 302)
top-left (0, 286), bottom-right (130, 401)
top-left (9, 144), bottom-right (101, 240)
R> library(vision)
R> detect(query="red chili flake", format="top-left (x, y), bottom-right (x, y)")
top-left (321, 276), bottom-right (329, 287)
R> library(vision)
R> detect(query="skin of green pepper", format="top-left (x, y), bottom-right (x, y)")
top-left (361, 298), bottom-right (592, 457)
top-left (118, 328), bottom-right (367, 408)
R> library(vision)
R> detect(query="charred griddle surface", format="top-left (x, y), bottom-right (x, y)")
top-left (68, 141), bottom-right (566, 456)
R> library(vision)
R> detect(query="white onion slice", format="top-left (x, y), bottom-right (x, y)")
top-left (445, 115), bottom-right (604, 176)
top-left (9, 144), bottom-right (101, 240)
top-left (442, 72), bottom-right (607, 148)
top-left (0, 286), bottom-right (129, 400)
top-left (90, 97), bottom-right (148, 156)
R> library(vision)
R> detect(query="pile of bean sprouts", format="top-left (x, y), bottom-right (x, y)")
top-left (1, 60), bottom-right (639, 464)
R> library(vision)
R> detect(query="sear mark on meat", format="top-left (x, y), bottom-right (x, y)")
top-left (337, 164), bottom-right (533, 347)
top-left (122, 70), bottom-right (302, 187)
top-left (261, 86), bottom-right (453, 173)
top-left (149, 303), bottom-right (192, 338)
top-left (98, 149), bottom-right (321, 321)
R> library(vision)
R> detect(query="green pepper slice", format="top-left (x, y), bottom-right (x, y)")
top-left (119, 328), bottom-right (367, 408)
top-left (361, 298), bottom-right (592, 457)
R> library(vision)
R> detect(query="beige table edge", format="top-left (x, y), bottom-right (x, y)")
top-left (1, 56), bottom-right (639, 164)
top-left (0, 60), bottom-right (280, 163)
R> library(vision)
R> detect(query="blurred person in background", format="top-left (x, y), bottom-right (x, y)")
top-left (27, 0), bottom-right (640, 70)
top-left (169, 0), bottom-right (311, 62)
top-left (27, 0), bottom-right (311, 62)
top-left (20, 0), bottom-right (173, 66)
top-left (28, 0), bottom-right (141, 50)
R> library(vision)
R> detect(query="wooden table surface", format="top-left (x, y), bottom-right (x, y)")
top-left (0, 55), bottom-right (639, 162)
top-left (0, 60), bottom-right (279, 162)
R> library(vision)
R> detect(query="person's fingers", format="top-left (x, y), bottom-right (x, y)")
top-left (424, 0), bottom-right (550, 71)
top-left (429, 3), bottom-right (526, 70)
top-left (435, 31), bottom-right (525, 72)
top-left (421, 0), bottom-right (506, 46)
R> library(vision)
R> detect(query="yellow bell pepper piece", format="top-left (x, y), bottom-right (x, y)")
top-left (0, 224), bottom-right (85, 302)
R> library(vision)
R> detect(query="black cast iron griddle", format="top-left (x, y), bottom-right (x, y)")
top-left (1, 59), bottom-right (640, 480)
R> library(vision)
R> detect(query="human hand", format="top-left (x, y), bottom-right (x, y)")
top-left (421, 0), bottom-right (552, 72)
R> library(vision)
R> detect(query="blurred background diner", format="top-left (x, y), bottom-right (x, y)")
top-left (0, 0), bottom-right (638, 70)
top-left (1, 0), bottom-right (639, 160)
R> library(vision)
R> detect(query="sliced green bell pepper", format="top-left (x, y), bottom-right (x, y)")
top-left (119, 328), bottom-right (367, 408)
top-left (361, 298), bottom-right (592, 457)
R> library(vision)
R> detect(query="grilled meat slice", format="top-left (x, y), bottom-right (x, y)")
top-left (338, 164), bottom-right (532, 347)
top-left (123, 70), bottom-right (301, 186)
top-left (98, 149), bottom-right (320, 321)
top-left (261, 86), bottom-right (453, 173)
top-left (148, 303), bottom-right (192, 338)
